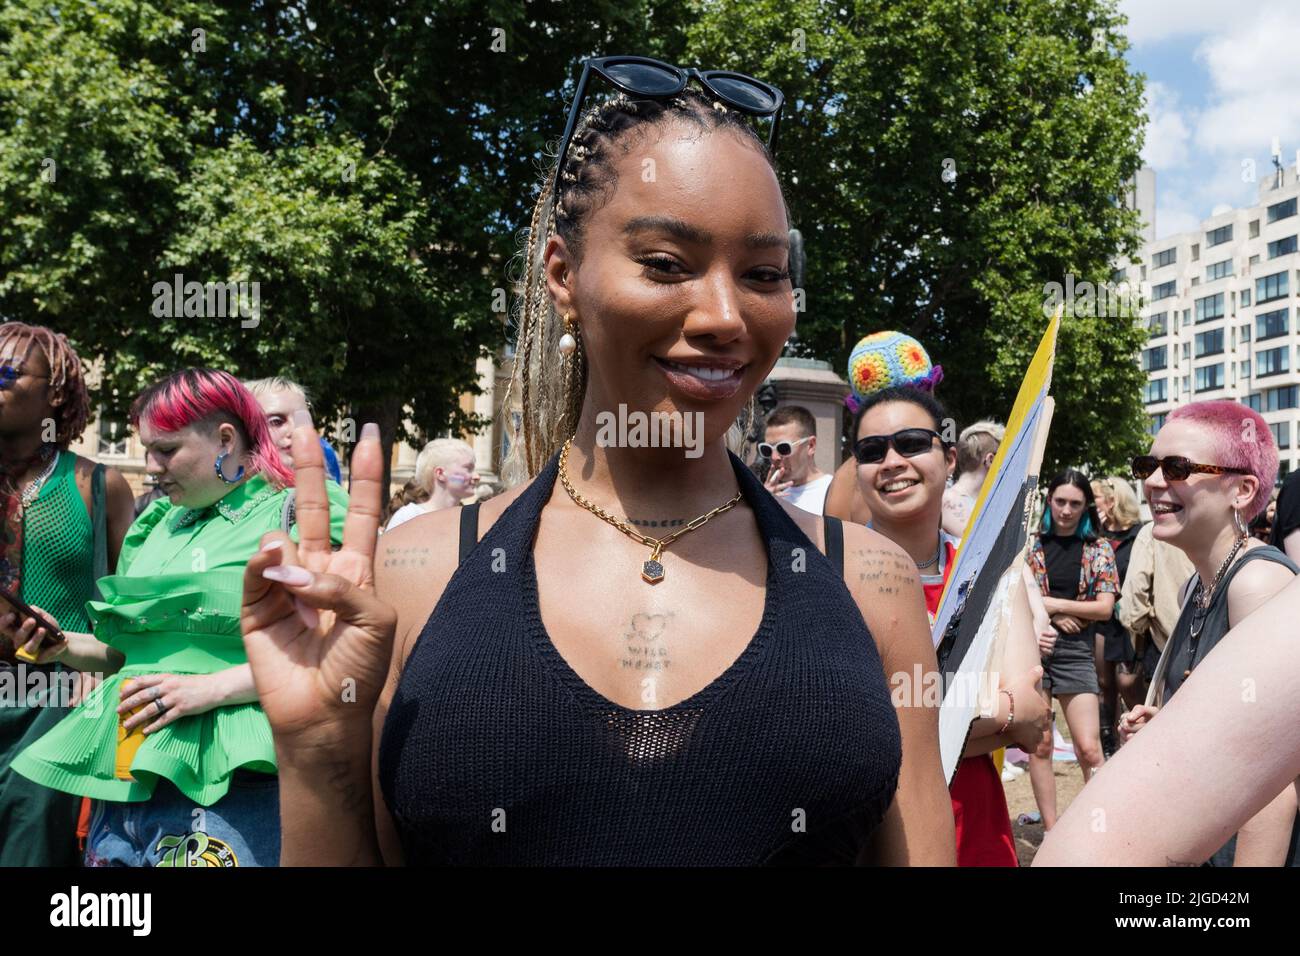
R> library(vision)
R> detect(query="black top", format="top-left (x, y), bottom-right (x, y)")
top-left (1102, 522), bottom-right (1143, 587)
top-left (1163, 546), bottom-right (1299, 700)
top-left (1041, 534), bottom-right (1084, 598)
top-left (378, 451), bottom-right (901, 865)
top-left (1272, 470), bottom-right (1300, 551)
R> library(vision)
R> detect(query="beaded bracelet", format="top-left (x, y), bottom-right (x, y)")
top-left (996, 688), bottom-right (1015, 735)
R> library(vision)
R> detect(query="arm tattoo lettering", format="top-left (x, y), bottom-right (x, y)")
top-left (381, 545), bottom-right (431, 568)
top-left (855, 549), bottom-right (919, 595)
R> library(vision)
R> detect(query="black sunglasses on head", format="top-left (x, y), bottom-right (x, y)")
top-left (552, 55), bottom-right (785, 214)
top-left (1131, 455), bottom-right (1251, 482)
top-left (853, 428), bottom-right (946, 465)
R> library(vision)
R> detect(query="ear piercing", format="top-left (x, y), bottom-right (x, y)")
top-left (558, 312), bottom-right (578, 357)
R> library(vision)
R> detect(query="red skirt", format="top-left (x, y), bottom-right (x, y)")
top-left (950, 754), bottom-right (1018, 866)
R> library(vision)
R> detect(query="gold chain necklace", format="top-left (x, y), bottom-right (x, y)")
top-left (557, 438), bottom-right (744, 583)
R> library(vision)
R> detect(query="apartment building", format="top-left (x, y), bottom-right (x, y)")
top-left (1123, 164), bottom-right (1300, 480)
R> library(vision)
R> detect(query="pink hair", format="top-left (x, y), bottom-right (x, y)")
top-left (130, 368), bottom-right (295, 488)
top-left (1166, 400), bottom-right (1276, 521)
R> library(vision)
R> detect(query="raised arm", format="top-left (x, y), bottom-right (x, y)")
top-left (842, 524), bottom-right (956, 866)
top-left (241, 413), bottom-right (395, 866)
top-left (1034, 573), bottom-right (1300, 866)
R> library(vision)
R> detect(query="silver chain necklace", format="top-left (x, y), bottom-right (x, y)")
top-left (19, 448), bottom-right (59, 507)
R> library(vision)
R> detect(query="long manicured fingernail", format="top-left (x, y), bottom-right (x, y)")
top-left (294, 598), bottom-right (319, 630)
top-left (261, 539), bottom-right (284, 552)
top-left (263, 565), bottom-right (313, 586)
top-left (361, 422), bottom-right (379, 441)
top-left (293, 409), bottom-right (313, 428)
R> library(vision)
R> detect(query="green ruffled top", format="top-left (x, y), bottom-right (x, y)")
top-left (12, 474), bottom-right (347, 806)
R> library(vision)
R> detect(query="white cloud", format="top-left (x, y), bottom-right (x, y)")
top-left (1118, 0), bottom-right (1237, 47)
top-left (1141, 82), bottom-right (1192, 170)
top-left (1153, 202), bottom-right (1199, 238)
top-left (1193, 5), bottom-right (1300, 157)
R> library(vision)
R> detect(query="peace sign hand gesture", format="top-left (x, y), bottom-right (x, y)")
top-left (240, 413), bottom-right (397, 751)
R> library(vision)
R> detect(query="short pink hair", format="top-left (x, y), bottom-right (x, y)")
top-left (1166, 400), bottom-right (1276, 521)
top-left (130, 368), bottom-right (294, 488)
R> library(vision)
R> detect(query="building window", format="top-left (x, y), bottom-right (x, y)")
top-left (1151, 279), bottom-right (1177, 300)
top-left (1244, 393), bottom-right (1263, 412)
top-left (1191, 243), bottom-right (1200, 262)
top-left (1257, 346), bottom-right (1290, 377)
top-left (1250, 219), bottom-right (1261, 238)
top-left (1206, 259), bottom-right (1233, 281)
top-left (1147, 311), bottom-right (1168, 336)
top-left (1256, 270), bottom-right (1290, 304)
top-left (1194, 292), bottom-right (1225, 322)
top-left (1255, 385), bottom-right (1300, 412)
top-left (1140, 264), bottom-right (1147, 280)
top-left (1152, 248), bottom-right (1177, 269)
top-left (1268, 235), bottom-right (1298, 259)
top-left (1194, 363), bottom-right (1225, 391)
top-left (1256, 307), bottom-right (1289, 340)
top-left (1110, 267), bottom-right (1126, 284)
top-left (1270, 421), bottom-right (1291, 450)
top-left (1240, 359), bottom-right (1251, 380)
top-left (1194, 329), bottom-right (1224, 357)
top-left (1142, 345), bottom-right (1168, 371)
top-left (1144, 378), bottom-right (1168, 404)
top-left (97, 416), bottom-right (129, 457)
top-left (1207, 224), bottom-right (1233, 247)
top-left (1267, 197), bottom-right (1298, 224)
top-left (1242, 288), bottom-right (1252, 306)
top-left (1148, 412), bottom-right (1167, 435)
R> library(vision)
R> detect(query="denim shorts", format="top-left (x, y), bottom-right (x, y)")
top-left (84, 771), bottom-right (280, 867)
top-left (1041, 633), bottom-right (1100, 697)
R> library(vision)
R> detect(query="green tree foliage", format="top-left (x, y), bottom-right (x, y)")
top-left (687, 0), bottom-right (1151, 475)
top-left (1, 0), bottom-right (1151, 478)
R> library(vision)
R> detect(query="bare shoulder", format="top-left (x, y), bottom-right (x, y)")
top-left (1228, 546), bottom-right (1297, 622)
top-left (68, 454), bottom-right (131, 508)
top-left (375, 481), bottom-right (534, 667)
top-left (775, 498), bottom-right (824, 551)
top-left (840, 522), bottom-right (934, 667)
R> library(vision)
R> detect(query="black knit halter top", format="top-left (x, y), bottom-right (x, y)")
top-left (378, 451), bottom-right (902, 865)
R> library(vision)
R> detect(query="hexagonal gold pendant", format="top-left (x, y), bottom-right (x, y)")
top-left (641, 559), bottom-right (665, 584)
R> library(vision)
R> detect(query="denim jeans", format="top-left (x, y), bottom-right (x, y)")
top-left (84, 771), bottom-right (280, 867)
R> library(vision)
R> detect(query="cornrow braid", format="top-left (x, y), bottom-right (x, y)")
top-left (0, 322), bottom-right (91, 448)
top-left (501, 87), bottom-right (781, 483)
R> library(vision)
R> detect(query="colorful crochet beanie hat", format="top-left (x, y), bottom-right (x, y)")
top-left (845, 330), bottom-right (944, 413)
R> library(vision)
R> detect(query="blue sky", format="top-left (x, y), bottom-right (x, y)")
top-left (1119, 0), bottom-right (1300, 239)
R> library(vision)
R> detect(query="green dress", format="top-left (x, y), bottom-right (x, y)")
top-left (0, 451), bottom-right (97, 866)
top-left (12, 474), bottom-right (347, 807)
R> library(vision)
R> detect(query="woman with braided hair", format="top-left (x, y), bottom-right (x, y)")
top-left (238, 56), bottom-right (956, 865)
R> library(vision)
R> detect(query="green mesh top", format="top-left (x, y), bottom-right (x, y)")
top-left (13, 473), bottom-right (348, 806)
top-left (22, 451), bottom-right (95, 633)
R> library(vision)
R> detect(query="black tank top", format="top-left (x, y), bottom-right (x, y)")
top-left (1163, 545), bottom-right (1299, 699)
top-left (378, 451), bottom-right (902, 865)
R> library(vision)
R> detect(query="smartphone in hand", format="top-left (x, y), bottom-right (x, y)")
top-left (0, 586), bottom-right (65, 663)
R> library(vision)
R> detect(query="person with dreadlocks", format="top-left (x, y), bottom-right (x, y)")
top-left (237, 56), bottom-right (956, 865)
top-left (0, 322), bottom-right (136, 865)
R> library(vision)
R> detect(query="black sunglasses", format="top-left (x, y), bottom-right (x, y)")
top-left (552, 55), bottom-right (784, 214)
top-left (1131, 455), bottom-right (1251, 482)
top-left (853, 428), bottom-right (945, 465)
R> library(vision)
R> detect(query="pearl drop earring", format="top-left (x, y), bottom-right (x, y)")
top-left (558, 312), bottom-right (577, 357)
